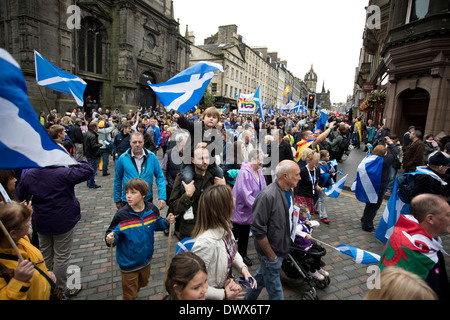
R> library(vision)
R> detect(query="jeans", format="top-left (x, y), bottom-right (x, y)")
top-left (245, 256), bottom-right (284, 300)
top-left (386, 166), bottom-right (398, 192)
top-left (86, 157), bottom-right (100, 187)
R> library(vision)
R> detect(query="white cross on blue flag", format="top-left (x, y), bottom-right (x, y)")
top-left (175, 237), bottom-right (196, 255)
top-left (351, 154), bottom-right (383, 203)
top-left (34, 50), bottom-right (86, 106)
top-left (336, 244), bottom-right (380, 264)
top-left (324, 174), bottom-right (347, 198)
top-left (148, 61), bottom-right (223, 113)
top-left (0, 49), bottom-right (78, 170)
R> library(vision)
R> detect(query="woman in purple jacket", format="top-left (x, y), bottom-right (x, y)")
top-left (231, 149), bottom-right (267, 266)
top-left (15, 160), bottom-right (94, 297)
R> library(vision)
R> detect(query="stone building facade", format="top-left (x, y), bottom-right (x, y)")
top-left (356, 0), bottom-right (450, 137)
top-left (0, 0), bottom-right (191, 113)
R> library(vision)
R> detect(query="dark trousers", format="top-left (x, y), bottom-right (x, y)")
top-left (232, 222), bottom-right (251, 257)
top-left (361, 185), bottom-right (387, 231)
top-left (86, 157), bottom-right (100, 187)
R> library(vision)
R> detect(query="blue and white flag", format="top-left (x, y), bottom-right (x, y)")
top-left (336, 244), bottom-right (380, 264)
top-left (374, 167), bottom-right (447, 244)
top-left (0, 49), bottom-right (78, 169)
top-left (329, 159), bottom-right (338, 168)
top-left (313, 110), bottom-right (328, 133)
top-left (351, 154), bottom-right (383, 203)
top-left (148, 61), bottom-right (223, 113)
top-left (324, 174), bottom-right (347, 198)
top-left (34, 50), bottom-right (86, 106)
top-left (253, 85), bottom-right (265, 120)
top-left (175, 237), bottom-right (196, 255)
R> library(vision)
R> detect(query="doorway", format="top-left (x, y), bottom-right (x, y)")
top-left (399, 88), bottom-right (429, 139)
top-left (139, 71), bottom-right (156, 112)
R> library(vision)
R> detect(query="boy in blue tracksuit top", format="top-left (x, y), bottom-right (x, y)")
top-left (106, 178), bottom-right (174, 300)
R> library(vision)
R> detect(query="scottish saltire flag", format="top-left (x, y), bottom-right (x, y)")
top-left (34, 50), bottom-right (86, 106)
top-left (329, 159), bottom-right (338, 168)
top-left (291, 100), bottom-right (301, 114)
top-left (175, 237), bottom-right (196, 255)
top-left (324, 174), bottom-right (347, 198)
top-left (148, 61), bottom-right (223, 113)
top-left (375, 167), bottom-right (447, 244)
top-left (336, 244), bottom-right (380, 264)
top-left (313, 110), bottom-right (328, 133)
top-left (351, 154), bottom-right (383, 203)
top-left (0, 49), bottom-right (78, 169)
top-left (253, 85), bottom-right (265, 120)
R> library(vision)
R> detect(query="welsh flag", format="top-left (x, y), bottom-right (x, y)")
top-left (379, 214), bottom-right (442, 280)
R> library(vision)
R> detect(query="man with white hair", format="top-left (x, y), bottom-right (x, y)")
top-left (246, 160), bottom-right (301, 300)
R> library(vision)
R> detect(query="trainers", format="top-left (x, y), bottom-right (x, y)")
top-left (321, 218), bottom-right (330, 224)
top-left (318, 268), bottom-right (329, 277)
top-left (309, 270), bottom-right (324, 281)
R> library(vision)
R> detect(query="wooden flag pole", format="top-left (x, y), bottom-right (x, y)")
top-left (110, 245), bottom-right (114, 300)
top-left (0, 220), bottom-right (24, 262)
top-left (162, 222), bottom-right (173, 298)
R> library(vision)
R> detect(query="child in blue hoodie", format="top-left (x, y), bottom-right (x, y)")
top-left (106, 178), bottom-right (174, 300)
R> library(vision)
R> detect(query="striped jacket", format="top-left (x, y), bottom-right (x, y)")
top-left (105, 202), bottom-right (169, 273)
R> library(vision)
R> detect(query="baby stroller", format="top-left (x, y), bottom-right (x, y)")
top-left (281, 241), bottom-right (331, 300)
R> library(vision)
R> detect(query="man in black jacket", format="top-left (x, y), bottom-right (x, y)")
top-left (84, 121), bottom-right (103, 188)
top-left (70, 118), bottom-right (84, 159)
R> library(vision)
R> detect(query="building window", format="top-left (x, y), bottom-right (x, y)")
top-left (211, 83), bottom-right (217, 93)
top-left (145, 34), bottom-right (156, 49)
top-left (406, 0), bottom-right (430, 23)
top-left (78, 18), bottom-right (105, 74)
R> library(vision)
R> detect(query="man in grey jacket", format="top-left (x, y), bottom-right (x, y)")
top-left (245, 160), bottom-right (301, 300)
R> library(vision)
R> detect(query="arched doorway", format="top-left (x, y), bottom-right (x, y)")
top-left (399, 88), bottom-right (429, 139)
top-left (139, 71), bottom-right (156, 112)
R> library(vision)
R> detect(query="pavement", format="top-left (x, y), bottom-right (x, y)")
top-left (68, 145), bottom-right (450, 301)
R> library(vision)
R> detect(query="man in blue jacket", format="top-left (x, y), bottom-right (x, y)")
top-left (114, 131), bottom-right (166, 210)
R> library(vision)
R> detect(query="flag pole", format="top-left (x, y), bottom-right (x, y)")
top-left (0, 220), bottom-right (24, 262)
top-left (37, 84), bottom-right (50, 111)
top-left (162, 221), bottom-right (173, 298)
top-left (312, 237), bottom-right (338, 251)
top-left (110, 244), bottom-right (114, 300)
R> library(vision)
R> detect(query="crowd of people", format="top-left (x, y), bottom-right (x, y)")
top-left (0, 102), bottom-right (449, 301)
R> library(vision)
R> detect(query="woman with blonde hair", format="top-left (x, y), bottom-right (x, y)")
top-left (364, 266), bottom-right (437, 300)
top-left (191, 184), bottom-right (255, 300)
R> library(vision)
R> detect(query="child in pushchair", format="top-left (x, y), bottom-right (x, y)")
top-left (293, 205), bottom-right (329, 281)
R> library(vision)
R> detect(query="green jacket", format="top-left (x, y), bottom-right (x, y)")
top-left (168, 170), bottom-right (214, 239)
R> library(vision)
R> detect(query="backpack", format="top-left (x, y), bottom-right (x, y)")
top-left (396, 174), bottom-right (415, 203)
top-left (339, 136), bottom-right (350, 152)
